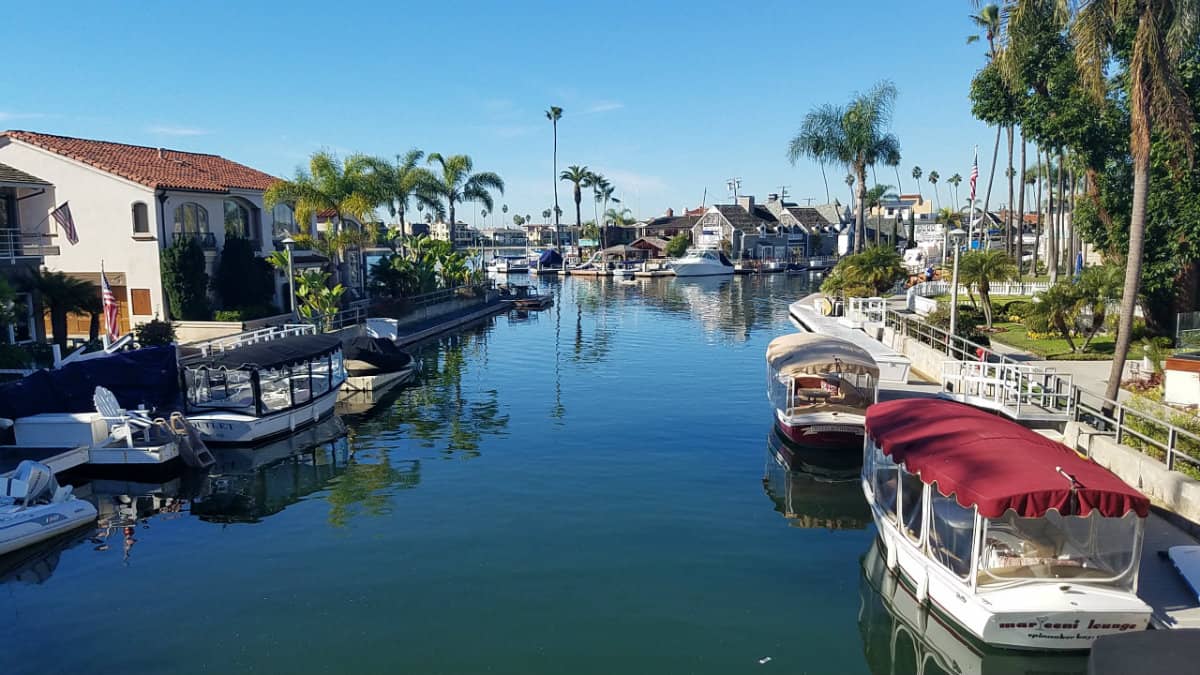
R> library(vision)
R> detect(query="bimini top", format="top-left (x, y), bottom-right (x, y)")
top-left (186, 333), bottom-right (343, 371)
top-left (766, 333), bottom-right (880, 378)
top-left (865, 399), bottom-right (1149, 519)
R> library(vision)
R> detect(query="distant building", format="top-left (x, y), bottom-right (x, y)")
top-left (689, 195), bottom-right (825, 260)
top-left (870, 193), bottom-right (935, 221)
top-left (430, 220), bottom-right (477, 247)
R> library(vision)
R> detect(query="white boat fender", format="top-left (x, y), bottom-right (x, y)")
top-left (885, 539), bottom-right (898, 571)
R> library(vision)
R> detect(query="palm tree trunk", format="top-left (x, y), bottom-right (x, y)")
top-left (1057, 148), bottom-right (1066, 276)
top-left (855, 165), bottom-right (868, 254)
top-left (1046, 150), bottom-right (1057, 283)
top-left (1034, 154), bottom-right (1043, 278)
top-left (1016, 127), bottom-right (1027, 281)
top-left (983, 126), bottom-right (1001, 218)
top-left (50, 309), bottom-right (67, 351)
top-left (933, 182), bottom-right (941, 211)
top-left (1005, 124), bottom-right (1014, 257)
top-left (88, 312), bottom-right (100, 342)
top-left (552, 122), bottom-right (561, 251)
top-left (819, 161), bottom-right (830, 203)
top-left (894, 165), bottom-right (904, 195)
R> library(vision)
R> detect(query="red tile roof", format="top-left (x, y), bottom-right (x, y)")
top-left (3, 130), bottom-right (279, 193)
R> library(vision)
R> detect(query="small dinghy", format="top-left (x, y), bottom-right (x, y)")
top-left (0, 460), bottom-right (97, 556)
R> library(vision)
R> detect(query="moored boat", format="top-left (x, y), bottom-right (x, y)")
top-left (862, 398), bottom-right (1152, 651)
top-left (669, 247), bottom-right (735, 277)
top-left (766, 333), bottom-right (879, 453)
top-left (0, 460), bottom-right (97, 556)
top-left (182, 325), bottom-right (347, 445)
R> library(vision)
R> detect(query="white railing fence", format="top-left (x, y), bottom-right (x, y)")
top-left (908, 280), bottom-right (1051, 299)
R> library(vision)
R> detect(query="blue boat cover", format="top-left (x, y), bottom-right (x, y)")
top-left (539, 249), bottom-right (563, 266)
top-left (0, 346), bottom-right (180, 420)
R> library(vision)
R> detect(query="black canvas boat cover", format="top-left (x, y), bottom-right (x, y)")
top-left (187, 333), bottom-right (342, 371)
top-left (539, 249), bottom-right (563, 266)
top-left (344, 336), bottom-right (413, 373)
top-left (0, 346), bottom-right (180, 420)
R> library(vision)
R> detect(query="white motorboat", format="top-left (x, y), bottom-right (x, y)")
top-left (487, 256), bottom-right (530, 274)
top-left (766, 333), bottom-right (879, 459)
top-left (761, 260), bottom-right (787, 273)
top-left (0, 460), bottom-right (97, 556)
top-left (669, 247), bottom-right (735, 277)
top-left (182, 325), bottom-right (347, 445)
top-left (863, 398), bottom-right (1151, 651)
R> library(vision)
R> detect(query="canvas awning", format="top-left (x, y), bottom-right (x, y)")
top-left (865, 399), bottom-right (1149, 519)
top-left (766, 333), bottom-right (879, 377)
top-left (186, 334), bottom-right (343, 371)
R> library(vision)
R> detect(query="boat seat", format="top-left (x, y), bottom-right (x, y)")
top-left (2, 477), bottom-right (28, 502)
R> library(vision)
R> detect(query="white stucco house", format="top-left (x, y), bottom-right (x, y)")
top-left (0, 130), bottom-right (288, 333)
top-left (0, 161), bottom-right (58, 343)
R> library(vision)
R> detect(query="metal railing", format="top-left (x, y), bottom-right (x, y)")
top-left (804, 255), bottom-right (838, 269)
top-left (305, 299), bottom-right (370, 332)
top-left (196, 324), bottom-right (315, 356)
top-left (0, 230), bottom-right (59, 262)
top-left (883, 302), bottom-right (1200, 478)
top-left (941, 360), bottom-right (1074, 419)
top-left (908, 280), bottom-right (1050, 299)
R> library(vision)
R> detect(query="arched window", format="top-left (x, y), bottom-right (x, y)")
top-left (131, 202), bottom-right (149, 234)
top-left (174, 202), bottom-right (208, 234)
top-left (224, 200), bottom-right (250, 238)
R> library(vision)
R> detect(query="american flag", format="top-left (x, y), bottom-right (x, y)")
top-left (50, 202), bottom-right (78, 245)
top-left (100, 268), bottom-right (119, 341)
top-left (968, 151), bottom-right (979, 203)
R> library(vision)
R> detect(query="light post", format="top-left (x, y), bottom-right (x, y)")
top-left (281, 235), bottom-right (297, 318)
top-left (948, 227), bottom-right (967, 342)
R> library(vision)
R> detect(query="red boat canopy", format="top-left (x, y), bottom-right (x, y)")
top-left (865, 399), bottom-right (1149, 519)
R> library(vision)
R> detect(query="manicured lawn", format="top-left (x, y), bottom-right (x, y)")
top-left (989, 322), bottom-right (1117, 361)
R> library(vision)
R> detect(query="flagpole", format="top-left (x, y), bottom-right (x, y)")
top-left (100, 260), bottom-right (110, 349)
top-left (970, 145), bottom-right (979, 250)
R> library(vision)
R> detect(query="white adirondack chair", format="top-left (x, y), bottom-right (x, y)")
top-left (92, 386), bottom-right (155, 448)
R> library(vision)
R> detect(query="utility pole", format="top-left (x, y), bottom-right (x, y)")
top-left (726, 177), bottom-right (742, 202)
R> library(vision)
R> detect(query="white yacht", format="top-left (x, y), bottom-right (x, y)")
top-left (668, 248), bottom-right (735, 277)
top-left (487, 256), bottom-right (530, 274)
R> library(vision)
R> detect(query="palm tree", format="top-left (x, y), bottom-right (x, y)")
top-left (1071, 0), bottom-right (1198, 402)
top-left (928, 170), bottom-right (941, 210)
top-left (788, 80), bottom-right (902, 253)
top-left (560, 165), bottom-right (591, 250)
top-left (265, 151), bottom-right (377, 285)
top-left (1029, 281), bottom-right (1080, 352)
top-left (968, 4), bottom-right (1004, 220)
top-left (864, 184), bottom-right (893, 246)
top-left (425, 153), bottom-right (505, 247)
top-left (844, 173), bottom-right (855, 209)
top-left (545, 106), bottom-right (564, 248)
top-left (1077, 263), bottom-right (1123, 352)
top-left (355, 150), bottom-right (440, 239)
top-left (911, 166), bottom-right (923, 200)
top-left (958, 249), bottom-right (1017, 328)
top-left (22, 269), bottom-right (97, 350)
top-left (947, 173), bottom-right (963, 213)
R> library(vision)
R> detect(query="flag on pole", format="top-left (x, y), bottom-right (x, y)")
top-left (101, 266), bottom-right (119, 341)
top-left (50, 202), bottom-right (78, 245)
top-left (968, 150), bottom-right (979, 204)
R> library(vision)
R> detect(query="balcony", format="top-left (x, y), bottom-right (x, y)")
top-left (173, 231), bottom-right (218, 249)
top-left (0, 230), bottom-right (60, 263)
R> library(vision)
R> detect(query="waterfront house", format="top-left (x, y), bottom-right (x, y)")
top-left (635, 209), bottom-right (698, 241)
top-left (0, 162), bottom-right (57, 343)
top-left (690, 195), bottom-right (821, 261)
top-left (630, 236), bottom-right (671, 258)
top-left (869, 193), bottom-right (935, 221)
top-left (0, 130), bottom-right (285, 336)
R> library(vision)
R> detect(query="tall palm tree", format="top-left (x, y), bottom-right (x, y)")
top-left (788, 80), bottom-right (902, 253)
top-left (265, 151), bottom-right (377, 285)
top-left (788, 131), bottom-right (833, 203)
top-left (928, 170), bottom-right (941, 210)
top-left (355, 150), bottom-right (440, 239)
top-left (911, 166), bottom-right (923, 200)
top-left (560, 165), bottom-right (591, 250)
top-left (425, 153), bottom-right (505, 248)
top-left (22, 269), bottom-right (97, 350)
top-left (844, 173), bottom-right (855, 209)
top-left (545, 106), bottom-right (564, 248)
top-left (948, 173), bottom-right (963, 213)
top-left (968, 4), bottom-right (1005, 220)
top-left (1070, 0), bottom-right (1199, 402)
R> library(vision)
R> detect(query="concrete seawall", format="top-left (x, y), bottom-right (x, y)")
top-left (878, 325), bottom-right (950, 382)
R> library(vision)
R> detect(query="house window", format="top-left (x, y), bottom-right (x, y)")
top-left (0, 190), bottom-right (12, 229)
top-left (131, 202), bottom-right (150, 234)
top-left (130, 289), bottom-right (152, 316)
top-left (224, 200), bottom-right (251, 239)
top-left (273, 203), bottom-right (294, 237)
top-left (174, 203), bottom-right (209, 234)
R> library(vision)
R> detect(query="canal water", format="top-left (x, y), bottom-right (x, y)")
top-left (0, 276), bottom-right (1086, 674)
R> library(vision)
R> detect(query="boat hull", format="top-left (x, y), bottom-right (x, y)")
top-left (0, 500), bottom-right (97, 556)
top-left (188, 384), bottom-right (342, 446)
top-left (670, 262), bottom-right (734, 277)
top-left (775, 410), bottom-right (865, 450)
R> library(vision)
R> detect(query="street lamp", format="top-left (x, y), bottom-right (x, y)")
top-left (281, 235), bottom-right (297, 318)
top-left (948, 227), bottom-right (967, 341)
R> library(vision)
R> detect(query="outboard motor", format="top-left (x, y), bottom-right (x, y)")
top-left (12, 460), bottom-right (57, 505)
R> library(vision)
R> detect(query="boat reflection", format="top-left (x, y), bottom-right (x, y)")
top-left (767, 423), bottom-right (862, 480)
top-left (858, 537), bottom-right (1088, 675)
top-left (191, 415), bottom-right (353, 523)
top-left (0, 530), bottom-right (91, 586)
top-left (762, 432), bottom-right (871, 531)
top-left (85, 474), bottom-right (196, 564)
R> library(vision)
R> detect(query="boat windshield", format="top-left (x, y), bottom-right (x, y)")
top-left (771, 371), bottom-right (877, 415)
top-left (184, 368), bottom-right (255, 413)
top-left (977, 510), bottom-right (1142, 589)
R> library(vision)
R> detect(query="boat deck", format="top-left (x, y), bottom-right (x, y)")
top-left (788, 296), bottom-right (912, 384)
top-left (0, 445), bottom-right (89, 477)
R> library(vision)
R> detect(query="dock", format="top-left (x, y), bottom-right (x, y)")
top-left (788, 295), bottom-right (912, 384)
top-left (0, 445), bottom-right (89, 477)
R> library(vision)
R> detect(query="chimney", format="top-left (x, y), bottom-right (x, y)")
top-left (767, 193), bottom-right (779, 203)
top-left (665, 207), bottom-right (674, 218)
top-left (737, 195), bottom-right (754, 213)
top-left (157, 147), bottom-right (165, 160)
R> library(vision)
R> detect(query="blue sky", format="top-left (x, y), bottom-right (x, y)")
top-left (2, 0), bottom-right (996, 226)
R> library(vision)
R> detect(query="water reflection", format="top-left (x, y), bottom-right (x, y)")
top-left (0, 530), bottom-right (90, 586)
top-left (858, 537), bottom-right (1087, 675)
top-left (191, 415), bottom-right (353, 523)
top-left (88, 475), bottom-right (194, 564)
top-left (763, 434), bottom-right (871, 531)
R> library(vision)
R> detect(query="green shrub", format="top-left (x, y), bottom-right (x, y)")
top-left (1003, 300), bottom-right (1033, 320)
top-left (212, 304), bottom-right (281, 322)
top-left (136, 319), bottom-right (176, 347)
top-left (214, 236), bottom-right (275, 310)
top-left (665, 233), bottom-right (691, 257)
top-left (0, 343), bottom-right (32, 369)
top-left (161, 237), bottom-right (210, 320)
